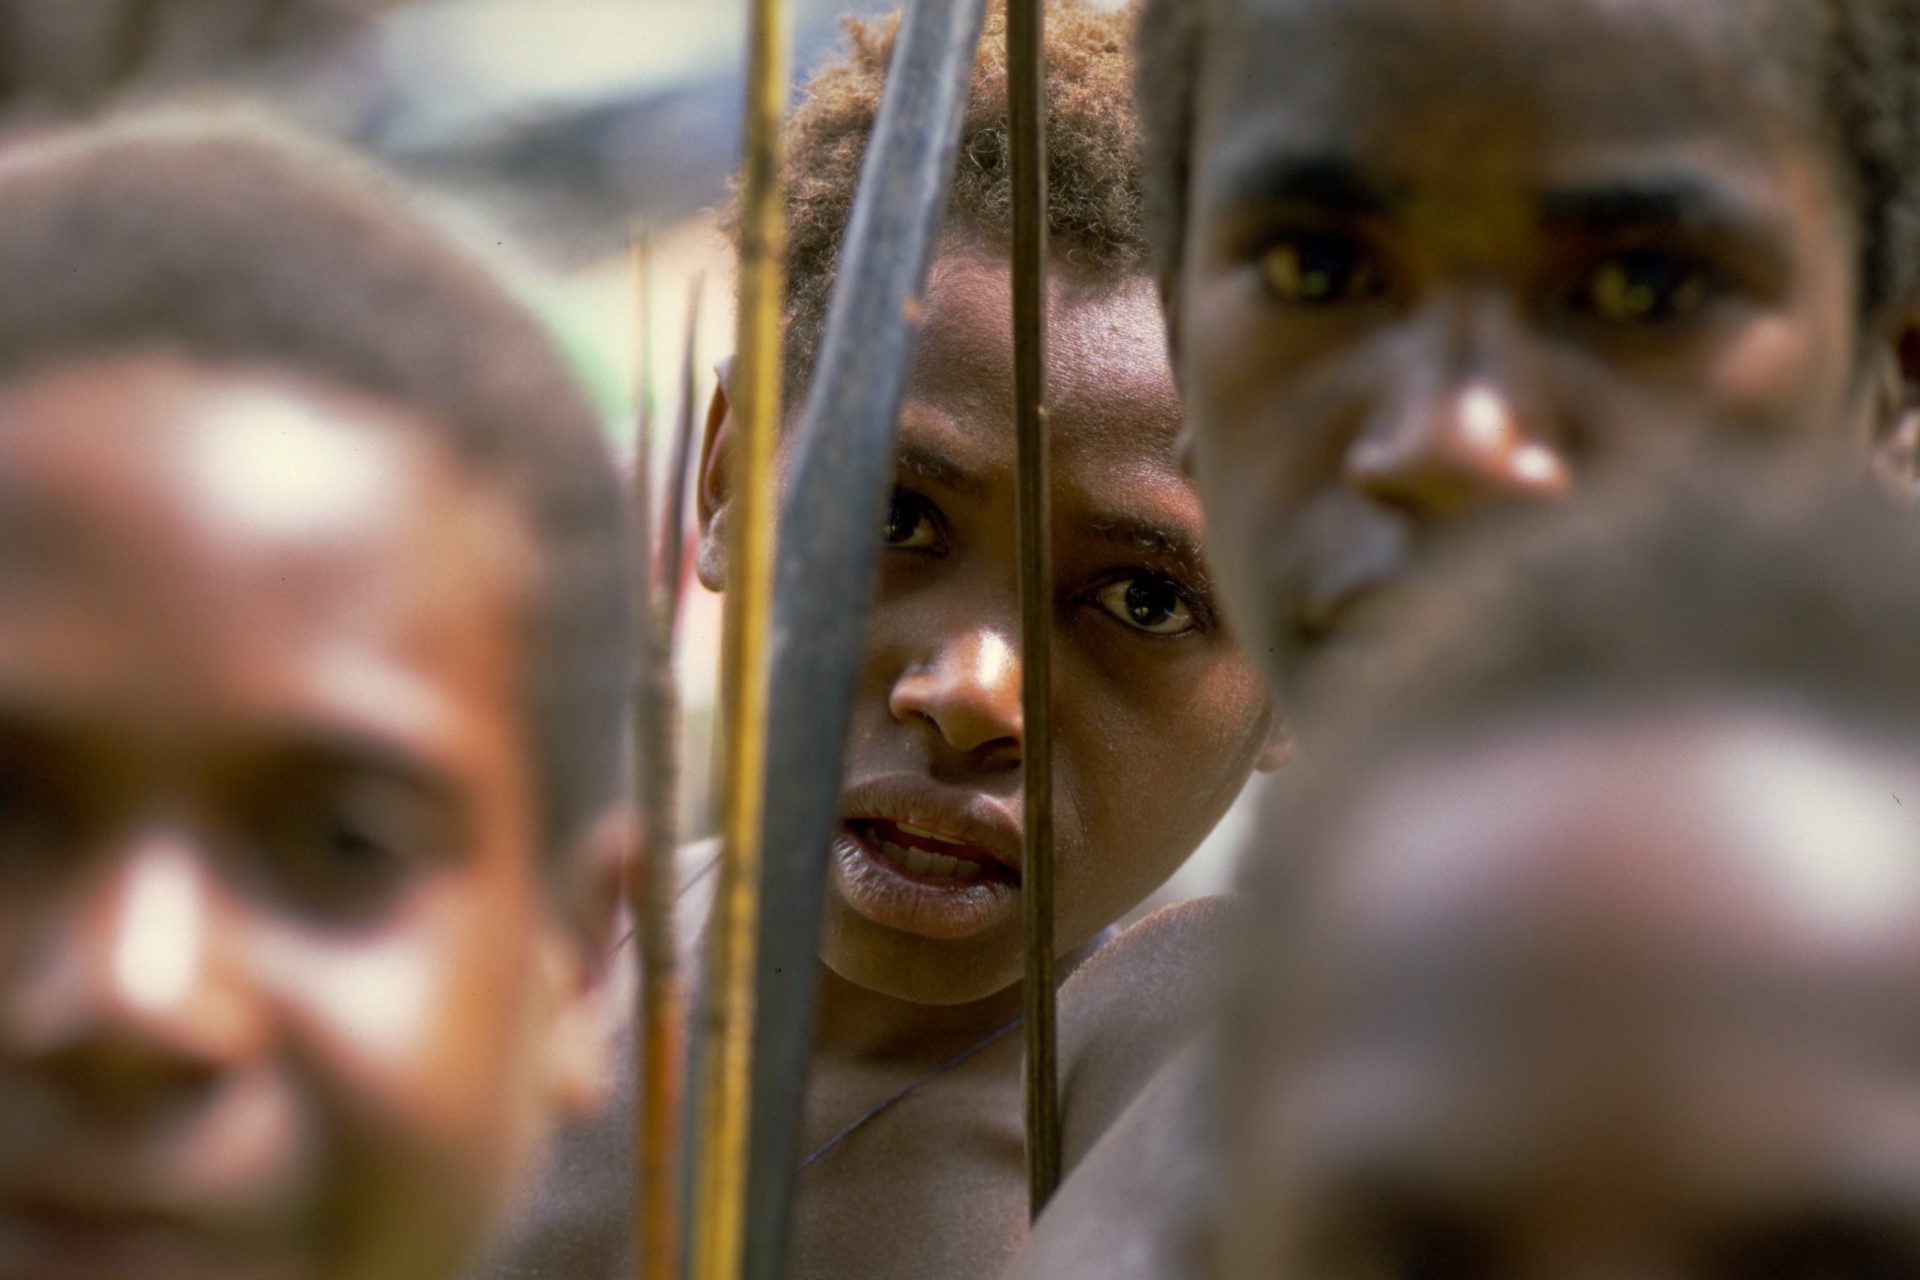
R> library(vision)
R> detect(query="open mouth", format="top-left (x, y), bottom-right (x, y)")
top-left (848, 819), bottom-right (1020, 887)
top-left (830, 815), bottom-right (1022, 941)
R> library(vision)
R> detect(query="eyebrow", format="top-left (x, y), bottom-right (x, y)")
top-left (241, 718), bottom-right (471, 813)
top-left (1085, 514), bottom-right (1212, 590)
top-left (891, 440), bottom-right (986, 497)
top-left (1209, 149), bottom-right (1405, 219)
top-left (1538, 176), bottom-right (1772, 238)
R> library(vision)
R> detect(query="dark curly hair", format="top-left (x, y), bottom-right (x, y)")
top-left (1136, 0), bottom-right (1920, 321)
top-left (0, 112), bottom-right (633, 863)
top-left (775, 0), bottom-right (1146, 389)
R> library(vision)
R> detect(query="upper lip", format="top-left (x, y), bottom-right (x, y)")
top-left (839, 775), bottom-right (1023, 872)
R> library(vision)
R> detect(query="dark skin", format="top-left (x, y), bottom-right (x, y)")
top-left (1167, 0), bottom-right (1920, 688)
top-left (1012, 3), bottom-right (1920, 1272)
top-left (1010, 707), bottom-right (1920, 1280)
top-left (1222, 708), bottom-right (1920, 1280)
top-left (0, 355), bottom-right (618, 1280)
top-left (696, 239), bottom-right (1278, 1279)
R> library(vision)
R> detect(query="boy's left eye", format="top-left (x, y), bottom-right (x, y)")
top-left (1095, 576), bottom-right (1199, 636)
top-left (882, 489), bottom-right (941, 550)
top-left (1576, 250), bottom-right (1715, 325)
top-left (251, 775), bottom-right (442, 923)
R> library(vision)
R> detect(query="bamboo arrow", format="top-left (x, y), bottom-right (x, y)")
top-left (688, 0), bottom-right (787, 1273)
top-left (1007, 0), bottom-right (1060, 1219)
top-left (738, 3), bottom-right (992, 1277)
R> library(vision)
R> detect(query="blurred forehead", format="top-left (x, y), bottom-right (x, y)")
top-left (1244, 708), bottom-right (1920, 1203)
top-left (1308, 709), bottom-right (1920, 987)
top-left (1201, 0), bottom-right (1824, 187)
top-left (0, 355), bottom-right (534, 720)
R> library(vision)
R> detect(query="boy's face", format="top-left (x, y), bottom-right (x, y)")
top-left (1170, 0), bottom-right (1881, 686)
top-left (704, 244), bottom-right (1276, 1005)
top-left (1221, 710), bottom-right (1920, 1280)
top-left (0, 357), bottom-right (609, 1280)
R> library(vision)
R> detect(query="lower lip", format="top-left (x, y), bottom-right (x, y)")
top-left (828, 825), bottom-right (1019, 942)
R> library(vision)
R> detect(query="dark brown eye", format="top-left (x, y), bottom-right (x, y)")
top-left (882, 489), bottom-right (940, 550)
top-left (249, 774), bottom-right (443, 924)
top-left (1259, 234), bottom-right (1383, 305)
top-left (1095, 576), bottom-right (1198, 636)
top-left (0, 754), bottom-right (79, 890)
top-left (1580, 251), bottom-right (1713, 324)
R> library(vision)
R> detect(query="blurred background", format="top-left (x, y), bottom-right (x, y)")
top-left (0, 0), bottom-right (1249, 907)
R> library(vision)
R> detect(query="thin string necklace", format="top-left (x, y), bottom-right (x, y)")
top-left (798, 1015), bottom-right (1023, 1171)
top-left (626, 848), bottom-right (1027, 1172)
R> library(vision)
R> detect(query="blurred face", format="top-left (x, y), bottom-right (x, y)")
top-left (707, 245), bottom-right (1275, 1005)
top-left (0, 357), bottom-right (606, 1280)
top-left (1172, 0), bottom-right (1881, 686)
top-left (1221, 709), bottom-right (1920, 1280)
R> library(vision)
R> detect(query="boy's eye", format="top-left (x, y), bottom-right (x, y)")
top-left (1095, 576), bottom-right (1199, 636)
top-left (0, 760), bottom-right (79, 889)
top-left (882, 489), bottom-right (941, 550)
top-left (254, 777), bottom-right (442, 922)
top-left (1578, 251), bottom-right (1713, 324)
top-left (1259, 234), bottom-right (1382, 305)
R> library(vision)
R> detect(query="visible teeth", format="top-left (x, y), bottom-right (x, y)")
top-left (876, 838), bottom-right (974, 880)
top-left (898, 821), bottom-right (964, 845)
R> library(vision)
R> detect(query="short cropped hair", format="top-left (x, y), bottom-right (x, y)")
top-left (1136, 0), bottom-right (1920, 319)
top-left (775, 0), bottom-right (1146, 389)
top-left (0, 113), bottom-right (633, 860)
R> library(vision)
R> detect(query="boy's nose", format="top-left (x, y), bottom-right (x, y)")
top-left (1346, 377), bottom-right (1571, 522)
top-left (888, 625), bottom-right (1023, 760)
top-left (1345, 297), bottom-right (1572, 523)
top-left (6, 829), bottom-right (258, 1107)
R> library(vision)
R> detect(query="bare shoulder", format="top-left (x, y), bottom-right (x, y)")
top-left (1004, 1046), bottom-right (1213, 1280)
top-left (1058, 894), bottom-right (1246, 1171)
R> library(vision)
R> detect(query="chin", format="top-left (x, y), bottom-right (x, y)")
top-left (820, 904), bottom-right (1023, 1006)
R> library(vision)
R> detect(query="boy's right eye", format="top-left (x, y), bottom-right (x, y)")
top-left (0, 759), bottom-right (78, 888)
top-left (1258, 233), bottom-right (1383, 306)
top-left (882, 488), bottom-right (942, 551)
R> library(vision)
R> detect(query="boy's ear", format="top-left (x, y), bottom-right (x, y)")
top-left (695, 357), bottom-right (736, 591)
top-left (1254, 705), bottom-right (1293, 774)
top-left (536, 810), bottom-right (636, 1122)
top-left (1870, 311), bottom-right (1920, 500)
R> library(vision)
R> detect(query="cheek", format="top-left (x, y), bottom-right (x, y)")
top-left (252, 874), bottom-right (557, 1262)
top-left (1703, 310), bottom-right (1859, 432)
top-left (1055, 653), bottom-right (1268, 905)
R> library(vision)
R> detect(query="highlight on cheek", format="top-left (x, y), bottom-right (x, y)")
top-left (258, 924), bottom-right (449, 1076)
